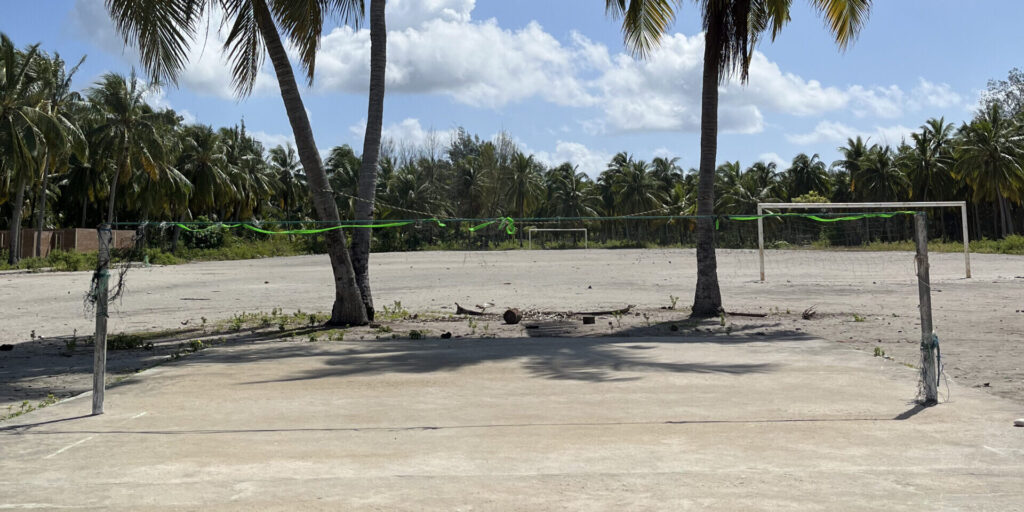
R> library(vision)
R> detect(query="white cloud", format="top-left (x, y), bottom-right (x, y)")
top-left (386, 0), bottom-right (474, 29)
top-left (250, 130), bottom-right (295, 150)
top-left (786, 121), bottom-right (914, 146)
top-left (908, 78), bottom-right (962, 110)
top-left (531, 141), bottom-right (613, 177)
top-left (758, 152), bottom-right (788, 168)
top-left (847, 85), bottom-right (904, 118)
top-left (71, 0), bottom-right (276, 99)
top-left (317, 18), bottom-right (594, 109)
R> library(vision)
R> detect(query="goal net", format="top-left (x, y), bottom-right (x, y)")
top-left (754, 202), bottom-right (970, 282)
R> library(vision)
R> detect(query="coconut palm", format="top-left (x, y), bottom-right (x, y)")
top-left (86, 72), bottom-right (167, 224)
top-left (351, 0), bottom-right (387, 319)
top-left (103, 0), bottom-right (370, 325)
top-left (955, 104), bottom-right (1024, 236)
top-left (268, 144), bottom-right (308, 218)
top-left (30, 52), bottom-right (87, 257)
top-left (904, 117), bottom-right (955, 202)
top-left (854, 145), bottom-right (909, 202)
top-left (607, 0), bottom-right (872, 315)
top-left (503, 152), bottom-right (544, 218)
top-left (1, 34), bottom-right (82, 264)
top-left (785, 153), bottom-right (831, 198)
top-left (177, 124), bottom-right (231, 216)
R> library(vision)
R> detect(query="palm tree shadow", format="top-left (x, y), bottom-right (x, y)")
top-left (240, 336), bottom-right (777, 385)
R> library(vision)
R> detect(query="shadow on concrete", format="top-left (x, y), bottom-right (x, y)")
top-left (227, 333), bottom-right (782, 385)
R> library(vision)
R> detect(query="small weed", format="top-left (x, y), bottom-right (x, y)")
top-left (374, 325), bottom-right (393, 334)
top-left (200, 316), bottom-right (208, 326)
top-left (873, 346), bottom-right (885, 357)
top-left (409, 330), bottom-right (423, 340)
top-left (2, 394), bottom-right (59, 421)
top-left (853, 313), bottom-right (865, 323)
top-left (612, 311), bottom-right (623, 328)
top-left (187, 340), bottom-right (204, 352)
top-left (667, 295), bottom-right (679, 310)
top-left (719, 312), bottom-right (727, 327)
top-left (108, 333), bottom-right (145, 350)
top-left (308, 334), bottom-right (318, 342)
top-left (643, 312), bottom-right (651, 326)
top-left (379, 300), bottom-right (410, 321)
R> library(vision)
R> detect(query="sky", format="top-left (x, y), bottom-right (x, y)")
top-left (2, 0), bottom-right (1023, 177)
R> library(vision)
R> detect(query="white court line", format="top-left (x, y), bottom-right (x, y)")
top-left (43, 436), bottom-right (94, 459)
top-left (42, 411), bottom-right (147, 460)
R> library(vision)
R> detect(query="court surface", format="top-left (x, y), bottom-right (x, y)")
top-left (2, 334), bottom-right (1021, 510)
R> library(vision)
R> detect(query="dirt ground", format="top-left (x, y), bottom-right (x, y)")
top-left (2, 248), bottom-right (1023, 414)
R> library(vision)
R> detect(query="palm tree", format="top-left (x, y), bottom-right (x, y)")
top-left (904, 118), bottom-right (955, 202)
top-left (785, 153), bottom-right (831, 198)
top-left (268, 144), bottom-right (308, 218)
top-left (351, 0), bottom-right (387, 320)
top-left (613, 159), bottom-right (666, 239)
top-left (503, 152), bottom-right (544, 218)
top-left (1, 34), bottom-right (80, 264)
top-left (34, 53), bottom-right (88, 257)
top-left (86, 72), bottom-right (167, 224)
top-left (103, 0), bottom-right (370, 325)
top-left (956, 104), bottom-right (1024, 236)
top-left (854, 145), bottom-right (908, 202)
top-left (607, 0), bottom-right (872, 315)
top-left (178, 124), bottom-right (231, 217)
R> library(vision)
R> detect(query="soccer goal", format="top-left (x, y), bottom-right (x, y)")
top-left (526, 227), bottom-right (588, 249)
top-left (755, 201), bottom-right (971, 281)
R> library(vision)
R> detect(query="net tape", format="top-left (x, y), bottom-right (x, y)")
top-left (112, 211), bottom-right (917, 236)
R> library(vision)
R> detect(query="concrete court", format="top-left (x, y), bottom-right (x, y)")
top-left (1, 335), bottom-right (1022, 511)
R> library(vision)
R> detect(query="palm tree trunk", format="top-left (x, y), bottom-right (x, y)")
top-left (692, 23), bottom-right (723, 317)
top-left (34, 162), bottom-right (49, 258)
top-left (255, 0), bottom-right (367, 326)
top-left (7, 179), bottom-right (28, 265)
top-left (350, 0), bottom-right (387, 321)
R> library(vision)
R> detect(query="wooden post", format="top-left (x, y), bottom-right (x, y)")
top-left (92, 224), bottom-right (112, 415)
top-left (914, 212), bottom-right (938, 405)
top-left (757, 205), bottom-right (765, 281)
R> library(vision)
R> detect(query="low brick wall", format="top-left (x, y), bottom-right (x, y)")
top-left (1, 228), bottom-right (136, 259)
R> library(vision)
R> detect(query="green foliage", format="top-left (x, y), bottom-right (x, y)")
top-left (108, 333), bottom-right (145, 350)
top-left (874, 346), bottom-right (886, 357)
top-left (378, 300), bottom-right (410, 321)
top-left (2, 394), bottom-right (59, 421)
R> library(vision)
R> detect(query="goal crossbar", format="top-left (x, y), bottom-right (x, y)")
top-left (756, 201), bottom-right (970, 281)
top-left (527, 228), bottom-right (588, 249)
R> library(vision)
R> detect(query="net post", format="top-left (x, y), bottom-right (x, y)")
top-left (92, 224), bottom-right (112, 415)
top-left (757, 205), bottom-right (765, 281)
top-left (960, 202), bottom-right (971, 279)
top-left (914, 212), bottom-right (938, 405)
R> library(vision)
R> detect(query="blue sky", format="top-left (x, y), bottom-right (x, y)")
top-left (2, 1), bottom-right (1022, 176)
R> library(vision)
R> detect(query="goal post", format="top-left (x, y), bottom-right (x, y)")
top-left (756, 201), bottom-right (970, 281)
top-left (527, 228), bottom-right (588, 249)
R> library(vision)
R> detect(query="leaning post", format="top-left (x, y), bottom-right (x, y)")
top-left (92, 224), bottom-right (112, 415)
top-left (914, 212), bottom-right (938, 405)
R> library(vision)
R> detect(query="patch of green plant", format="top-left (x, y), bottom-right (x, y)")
top-left (667, 295), bottom-right (679, 310)
top-left (408, 329), bottom-right (423, 340)
top-left (853, 313), bottom-right (865, 322)
top-left (108, 333), bottom-right (145, 350)
top-left (187, 340), bottom-right (204, 352)
top-left (2, 394), bottom-right (59, 422)
top-left (873, 346), bottom-right (885, 357)
top-left (374, 324), bottom-right (393, 334)
top-left (379, 300), bottom-right (410, 321)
